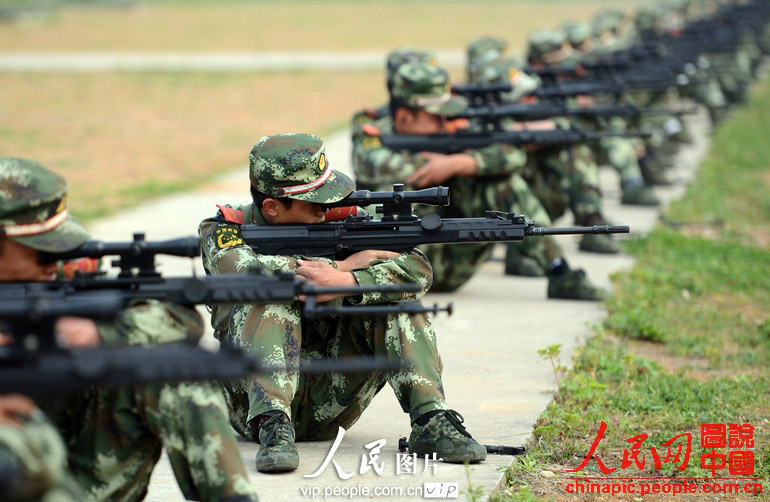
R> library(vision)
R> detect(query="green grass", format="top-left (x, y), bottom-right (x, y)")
top-left (494, 78), bottom-right (770, 501)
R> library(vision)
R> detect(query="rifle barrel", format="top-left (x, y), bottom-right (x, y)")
top-left (528, 225), bottom-right (630, 236)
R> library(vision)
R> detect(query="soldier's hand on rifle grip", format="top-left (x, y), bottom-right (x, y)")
top-left (296, 260), bottom-right (358, 302)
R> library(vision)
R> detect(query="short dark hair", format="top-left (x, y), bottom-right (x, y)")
top-left (250, 185), bottom-right (293, 212)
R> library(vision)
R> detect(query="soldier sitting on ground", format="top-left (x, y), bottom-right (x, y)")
top-left (352, 62), bottom-right (605, 300)
top-left (199, 133), bottom-right (486, 474)
top-left (0, 157), bottom-right (259, 502)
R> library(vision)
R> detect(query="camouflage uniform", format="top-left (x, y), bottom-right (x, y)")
top-left (354, 113), bottom-right (559, 290)
top-left (199, 134), bottom-right (485, 470)
top-left (352, 63), bottom-right (605, 299)
top-left (351, 47), bottom-right (438, 130)
top-left (468, 55), bottom-right (611, 222)
top-left (200, 204), bottom-right (446, 434)
top-left (529, 28), bottom-right (659, 205)
top-left (463, 55), bottom-right (620, 253)
top-left (0, 158), bottom-right (258, 502)
top-left (0, 410), bottom-right (85, 502)
top-left (41, 301), bottom-right (257, 502)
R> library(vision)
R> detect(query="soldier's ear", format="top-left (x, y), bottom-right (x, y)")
top-left (261, 198), bottom-right (282, 217)
top-left (393, 107), bottom-right (413, 130)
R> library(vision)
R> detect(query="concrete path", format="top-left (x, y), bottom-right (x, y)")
top-left (0, 51), bottom-right (464, 72)
top-left (86, 114), bottom-right (711, 502)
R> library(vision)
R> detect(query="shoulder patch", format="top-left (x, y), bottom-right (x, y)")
top-left (362, 135), bottom-right (382, 149)
top-left (361, 124), bottom-right (381, 136)
top-left (445, 118), bottom-right (470, 133)
top-left (214, 224), bottom-right (244, 250)
top-left (216, 205), bottom-right (244, 224)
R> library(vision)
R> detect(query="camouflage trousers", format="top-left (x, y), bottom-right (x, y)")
top-left (219, 302), bottom-right (447, 441)
top-left (574, 114), bottom-right (646, 188)
top-left (522, 146), bottom-right (603, 224)
top-left (40, 382), bottom-right (256, 502)
top-left (418, 174), bottom-right (562, 292)
top-left (596, 137), bottom-right (644, 186)
top-left (0, 409), bottom-right (85, 502)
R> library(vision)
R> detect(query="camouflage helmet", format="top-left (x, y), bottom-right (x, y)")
top-left (466, 36), bottom-right (509, 66)
top-left (0, 157), bottom-right (90, 253)
top-left (390, 62), bottom-right (467, 116)
top-left (562, 21), bottom-right (593, 48)
top-left (248, 133), bottom-right (355, 204)
top-left (385, 47), bottom-right (438, 89)
top-left (527, 29), bottom-right (567, 63)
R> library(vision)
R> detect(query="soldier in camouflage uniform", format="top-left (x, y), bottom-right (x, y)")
top-left (527, 29), bottom-right (661, 204)
top-left (351, 47), bottom-right (439, 130)
top-left (0, 158), bottom-right (258, 502)
top-left (465, 54), bottom-right (624, 254)
top-left (352, 62), bottom-right (605, 299)
top-left (199, 133), bottom-right (486, 473)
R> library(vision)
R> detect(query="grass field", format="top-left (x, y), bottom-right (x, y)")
top-left (494, 79), bottom-right (770, 501)
top-left (0, 1), bottom-right (641, 52)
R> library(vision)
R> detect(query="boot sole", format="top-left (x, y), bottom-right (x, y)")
top-left (255, 452), bottom-right (300, 473)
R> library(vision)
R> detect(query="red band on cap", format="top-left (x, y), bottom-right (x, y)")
top-left (277, 164), bottom-right (333, 196)
top-left (1, 210), bottom-right (68, 237)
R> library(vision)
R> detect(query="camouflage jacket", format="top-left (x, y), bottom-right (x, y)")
top-left (351, 115), bottom-right (527, 192)
top-left (199, 202), bottom-right (433, 332)
top-left (96, 299), bottom-right (203, 346)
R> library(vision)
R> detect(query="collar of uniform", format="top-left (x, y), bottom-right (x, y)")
top-left (249, 202), bottom-right (268, 226)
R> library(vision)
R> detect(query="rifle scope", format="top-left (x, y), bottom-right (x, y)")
top-left (322, 185), bottom-right (450, 210)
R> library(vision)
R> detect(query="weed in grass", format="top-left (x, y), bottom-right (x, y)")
top-left (537, 344), bottom-right (566, 394)
top-left (463, 465), bottom-right (485, 502)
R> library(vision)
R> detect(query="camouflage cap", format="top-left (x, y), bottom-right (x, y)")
top-left (469, 56), bottom-right (540, 101)
top-left (466, 36), bottom-right (509, 66)
top-left (593, 9), bottom-right (625, 36)
top-left (527, 29), bottom-right (567, 63)
top-left (390, 62), bottom-right (467, 116)
top-left (0, 157), bottom-right (90, 253)
top-left (562, 21), bottom-right (593, 48)
top-left (248, 133), bottom-right (355, 204)
top-left (635, 7), bottom-right (660, 31)
top-left (385, 47), bottom-right (438, 88)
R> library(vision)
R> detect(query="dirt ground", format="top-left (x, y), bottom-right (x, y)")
top-left (0, 0), bottom-right (645, 218)
top-left (0, 71), bottom-right (387, 218)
